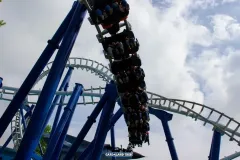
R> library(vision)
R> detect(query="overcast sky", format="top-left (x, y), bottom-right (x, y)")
top-left (1, 0), bottom-right (240, 159)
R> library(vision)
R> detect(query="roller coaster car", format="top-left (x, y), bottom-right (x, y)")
top-left (90, 0), bottom-right (129, 26)
top-left (105, 42), bottom-right (129, 60)
top-left (129, 66), bottom-right (145, 82)
top-left (116, 71), bottom-right (129, 84)
top-left (110, 54), bottom-right (142, 75)
top-left (137, 90), bottom-right (148, 104)
top-left (103, 30), bottom-right (139, 54)
top-left (117, 79), bottom-right (146, 93)
top-left (122, 92), bottom-right (148, 108)
top-left (106, 23), bottom-right (120, 35)
top-left (121, 93), bottom-right (142, 108)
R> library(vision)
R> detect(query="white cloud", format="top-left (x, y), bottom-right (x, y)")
top-left (222, 0), bottom-right (238, 4)
top-left (210, 14), bottom-right (240, 41)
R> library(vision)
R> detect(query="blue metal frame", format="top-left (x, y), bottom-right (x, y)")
top-left (0, 2), bottom-right (78, 138)
top-left (20, 104), bottom-right (44, 156)
top-left (149, 107), bottom-right (179, 160)
top-left (90, 82), bottom-right (118, 160)
top-left (20, 104), bottom-right (27, 130)
top-left (110, 114), bottom-right (116, 160)
top-left (78, 107), bottom-right (123, 160)
top-left (77, 141), bottom-right (95, 160)
top-left (209, 129), bottom-right (222, 160)
top-left (49, 67), bottom-right (73, 139)
top-left (51, 91), bottom-right (66, 139)
top-left (63, 91), bottom-right (110, 160)
top-left (14, 3), bottom-right (86, 160)
top-left (52, 109), bottom-right (73, 160)
top-left (0, 77), bottom-right (3, 88)
top-left (43, 83), bottom-right (84, 160)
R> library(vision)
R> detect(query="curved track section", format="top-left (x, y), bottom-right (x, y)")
top-left (36, 57), bottom-right (114, 83)
top-left (1, 58), bottom-right (240, 151)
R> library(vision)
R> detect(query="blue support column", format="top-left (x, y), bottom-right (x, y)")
top-left (110, 114), bottom-right (116, 160)
top-left (77, 140), bottom-right (95, 160)
top-left (149, 107), bottom-right (179, 160)
top-left (20, 105), bottom-right (27, 130)
top-left (14, 3), bottom-right (86, 160)
top-left (209, 130), bottom-right (222, 160)
top-left (49, 85), bottom-right (67, 140)
top-left (0, 2), bottom-right (78, 138)
top-left (43, 83), bottom-right (83, 160)
top-left (48, 67), bottom-right (73, 139)
top-left (52, 113), bottom-right (72, 160)
top-left (20, 105), bottom-right (44, 156)
top-left (90, 82), bottom-right (118, 160)
top-left (51, 84), bottom-right (82, 160)
top-left (78, 107), bottom-right (123, 160)
top-left (0, 77), bottom-right (3, 88)
top-left (208, 133), bottom-right (214, 160)
top-left (63, 92), bottom-right (109, 160)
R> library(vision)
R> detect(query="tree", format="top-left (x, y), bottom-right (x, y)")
top-left (35, 125), bottom-right (52, 155)
top-left (0, 20), bottom-right (6, 27)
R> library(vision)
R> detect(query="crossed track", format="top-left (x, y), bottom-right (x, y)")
top-left (1, 57), bottom-right (240, 159)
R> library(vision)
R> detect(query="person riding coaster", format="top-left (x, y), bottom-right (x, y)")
top-left (117, 79), bottom-right (146, 93)
top-left (110, 54), bottom-right (142, 75)
top-left (117, 70), bottom-right (145, 93)
top-left (106, 41), bottom-right (126, 60)
top-left (128, 125), bottom-right (150, 147)
top-left (116, 67), bottom-right (145, 93)
top-left (103, 30), bottom-right (140, 54)
top-left (122, 104), bottom-right (150, 146)
top-left (90, 0), bottom-right (130, 26)
top-left (121, 91), bottom-right (147, 106)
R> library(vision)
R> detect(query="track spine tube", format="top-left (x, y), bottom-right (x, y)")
top-left (49, 67), bottom-right (73, 139)
top-left (0, 77), bottom-right (3, 88)
top-left (43, 83), bottom-right (83, 160)
top-left (14, 3), bottom-right (86, 160)
top-left (149, 107), bottom-right (179, 160)
top-left (78, 107), bottom-right (123, 160)
top-left (110, 114), bottom-right (116, 160)
top-left (0, 2), bottom-right (78, 138)
top-left (63, 93), bottom-right (109, 160)
top-left (209, 130), bottom-right (222, 160)
top-left (90, 82), bottom-right (118, 160)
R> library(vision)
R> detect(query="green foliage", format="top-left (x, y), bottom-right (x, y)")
top-left (0, 20), bottom-right (6, 27)
top-left (35, 125), bottom-right (52, 155)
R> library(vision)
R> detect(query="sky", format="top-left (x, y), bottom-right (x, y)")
top-left (1, 0), bottom-right (240, 159)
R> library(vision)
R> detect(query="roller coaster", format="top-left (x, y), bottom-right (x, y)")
top-left (1, 0), bottom-right (240, 160)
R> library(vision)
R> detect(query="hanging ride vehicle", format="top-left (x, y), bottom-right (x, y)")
top-left (82, 0), bottom-right (150, 150)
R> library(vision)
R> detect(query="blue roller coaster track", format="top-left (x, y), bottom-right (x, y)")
top-left (0, 0), bottom-right (240, 160)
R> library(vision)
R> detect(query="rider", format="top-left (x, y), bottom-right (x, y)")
top-left (137, 90), bottom-right (148, 104)
top-left (112, 41), bottom-right (125, 59)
